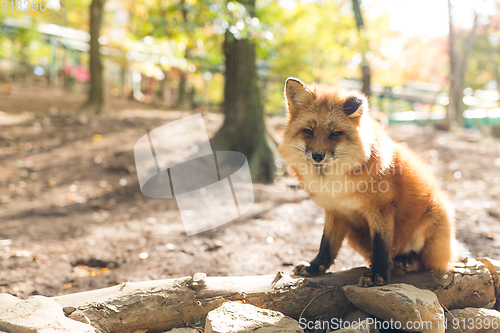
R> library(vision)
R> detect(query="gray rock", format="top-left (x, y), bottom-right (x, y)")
top-left (205, 301), bottom-right (301, 333)
top-left (0, 294), bottom-right (21, 313)
top-left (344, 283), bottom-right (445, 332)
top-left (477, 258), bottom-right (500, 306)
top-left (343, 309), bottom-right (372, 322)
top-left (163, 328), bottom-right (200, 333)
top-left (0, 295), bottom-right (95, 333)
top-left (434, 259), bottom-right (496, 310)
top-left (335, 319), bottom-right (371, 332)
top-left (342, 310), bottom-right (380, 333)
top-left (444, 307), bottom-right (500, 333)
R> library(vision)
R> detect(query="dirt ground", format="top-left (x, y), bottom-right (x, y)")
top-left (1, 84), bottom-right (500, 299)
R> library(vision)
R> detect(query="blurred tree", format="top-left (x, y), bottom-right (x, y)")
top-left (41, 0), bottom-right (90, 29)
top-left (447, 0), bottom-right (478, 127)
top-left (211, 0), bottom-right (275, 183)
top-left (13, 27), bottom-right (38, 82)
top-left (0, 11), bottom-right (43, 82)
top-left (80, 0), bottom-right (109, 114)
top-left (128, 0), bottom-right (223, 107)
top-left (395, 35), bottom-right (448, 86)
top-left (176, 0), bottom-right (193, 109)
top-left (467, 3), bottom-right (500, 92)
top-left (259, 1), bottom-right (360, 112)
top-left (352, 0), bottom-right (371, 98)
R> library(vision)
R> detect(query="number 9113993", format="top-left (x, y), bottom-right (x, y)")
top-left (1, 0), bottom-right (47, 11)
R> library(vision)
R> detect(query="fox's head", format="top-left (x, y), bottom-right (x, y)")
top-left (279, 77), bottom-right (376, 176)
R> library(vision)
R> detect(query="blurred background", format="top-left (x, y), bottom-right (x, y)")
top-left (1, 0), bottom-right (499, 122)
top-left (1, 0), bottom-right (500, 299)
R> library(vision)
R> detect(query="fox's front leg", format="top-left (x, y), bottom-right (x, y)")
top-left (359, 206), bottom-right (395, 287)
top-left (293, 211), bottom-right (348, 276)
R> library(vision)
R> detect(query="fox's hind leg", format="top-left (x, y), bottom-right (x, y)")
top-left (420, 204), bottom-right (456, 272)
top-left (420, 229), bottom-right (455, 273)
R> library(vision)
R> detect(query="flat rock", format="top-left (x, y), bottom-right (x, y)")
top-left (444, 307), bottom-right (500, 333)
top-left (432, 259), bottom-right (495, 309)
top-left (163, 328), bottom-right (200, 333)
top-left (478, 258), bottom-right (500, 305)
top-left (0, 295), bottom-right (95, 333)
top-left (0, 294), bottom-right (21, 313)
top-left (344, 283), bottom-right (445, 332)
top-left (205, 301), bottom-right (301, 333)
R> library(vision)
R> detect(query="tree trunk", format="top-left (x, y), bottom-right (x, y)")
top-left (447, 0), bottom-right (478, 128)
top-left (352, 0), bottom-right (371, 98)
top-left (158, 70), bottom-right (167, 105)
top-left (361, 62), bottom-right (371, 98)
top-left (177, 49), bottom-right (192, 109)
top-left (176, 0), bottom-right (194, 110)
top-left (81, 0), bottom-right (109, 115)
top-left (52, 259), bottom-right (497, 333)
top-left (211, 0), bottom-right (275, 183)
top-left (448, 0), bottom-right (459, 127)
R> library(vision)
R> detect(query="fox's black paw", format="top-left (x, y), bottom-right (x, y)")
top-left (292, 261), bottom-right (326, 277)
top-left (393, 251), bottom-right (421, 275)
top-left (358, 272), bottom-right (387, 287)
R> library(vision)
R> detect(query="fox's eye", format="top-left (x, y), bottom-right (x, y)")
top-left (330, 131), bottom-right (342, 137)
top-left (304, 129), bottom-right (313, 135)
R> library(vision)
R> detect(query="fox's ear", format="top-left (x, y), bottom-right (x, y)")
top-left (284, 77), bottom-right (313, 116)
top-left (343, 95), bottom-right (367, 118)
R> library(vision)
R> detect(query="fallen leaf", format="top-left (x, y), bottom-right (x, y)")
top-left (63, 282), bottom-right (75, 290)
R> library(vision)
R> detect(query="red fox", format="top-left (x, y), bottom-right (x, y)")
top-left (279, 78), bottom-right (457, 286)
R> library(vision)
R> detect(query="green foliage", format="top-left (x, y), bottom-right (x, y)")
top-left (0, 16), bottom-right (42, 65)
top-left (261, 1), bottom-right (358, 83)
top-left (204, 71), bottom-right (224, 105)
top-left (257, 0), bottom-right (358, 112)
top-left (4, 0), bottom-right (500, 118)
top-left (467, 23), bottom-right (500, 90)
top-left (41, 0), bottom-right (91, 29)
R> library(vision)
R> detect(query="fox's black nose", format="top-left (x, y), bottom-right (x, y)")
top-left (312, 152), bottom-right (324, 162)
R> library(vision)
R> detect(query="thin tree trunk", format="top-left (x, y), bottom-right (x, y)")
top-left (211, 0), bottom-right (275, 183)
top-left (176, 0), bottom-right (193, 110)
top-left (81, 0), bottom-right (108, 115)
top-left (352, 0), bottom-right (371, 98)
top-left (456, 11), bottom-right (478, 125)
top-left (158, 70), bottom-right (167, 105)
top-left (360, 62), bottom-right (371, 98)
top-left (447, 0), bottom-right (478, 127)
top-left (177, 49), bottom-right (191, 109)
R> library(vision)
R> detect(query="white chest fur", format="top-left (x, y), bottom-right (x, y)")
top-left (302, 172), bottom-right (366, 214)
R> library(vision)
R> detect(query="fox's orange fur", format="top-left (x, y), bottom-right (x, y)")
top-left (279, 78), bottom-right (456, 285)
